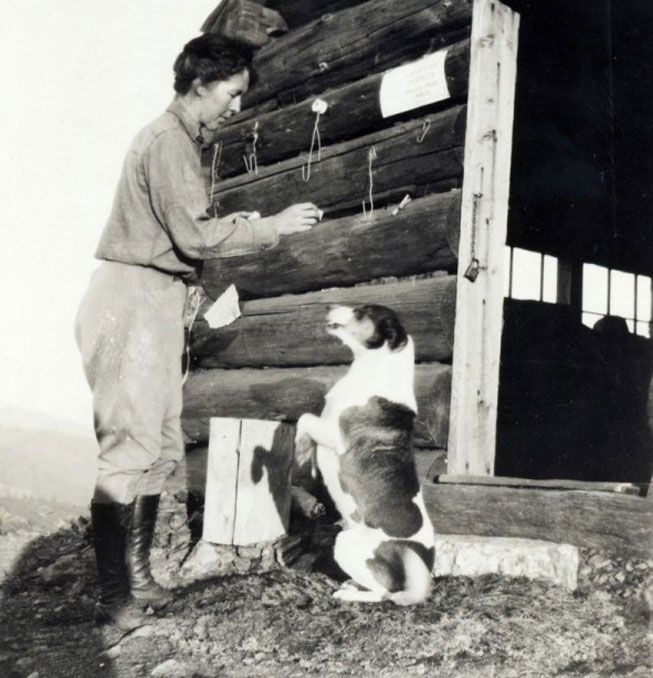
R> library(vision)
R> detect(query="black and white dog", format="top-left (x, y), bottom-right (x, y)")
top-left (295, 304), bottom-right (434, 605)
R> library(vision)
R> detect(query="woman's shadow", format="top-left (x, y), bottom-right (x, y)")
top-left (0, 520), bottom-right (118, 677)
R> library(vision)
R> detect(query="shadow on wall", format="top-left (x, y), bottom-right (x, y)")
top-left (496, 300), bottom-right (653, 485)
top-left (250, 422), bottom-right (295, 532)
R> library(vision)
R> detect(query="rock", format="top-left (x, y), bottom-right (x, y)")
top-left (14, 656), bottom-right (36, 671)
top-left (177, 541), bottom-right (234, 581)
top-left (236, 545), bottom-right (262, 559)
top-left (615, 571), bottom-right (626, 584)
top-left (241, 635), bottom-right (259, 652)
top-left (150, 658), bottom-right (196, 677)
top-left (433, 535), bottom-right (579, 590)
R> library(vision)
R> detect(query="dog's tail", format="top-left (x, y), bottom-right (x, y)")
top-left (388, 546), bottom-right (432, 606)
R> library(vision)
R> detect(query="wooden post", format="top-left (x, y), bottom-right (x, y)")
top-left (202, 418), bottom-right (294, 545)
top-left (447, 0), bottom-right (520, 475)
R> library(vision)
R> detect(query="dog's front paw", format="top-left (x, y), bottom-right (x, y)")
top-left (294, 415), bottom-right (316, 466)
top-left (294, 433), bottom-right (316, 466)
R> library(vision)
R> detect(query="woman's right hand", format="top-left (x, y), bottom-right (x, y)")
top-left (272, 203), bottom-right (321, 235)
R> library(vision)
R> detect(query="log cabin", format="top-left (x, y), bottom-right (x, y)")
top-left (182, 0), bottom-right (653, 555)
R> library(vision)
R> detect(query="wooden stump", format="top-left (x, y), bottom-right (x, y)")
top-left (202, 418), bottom-right (294, 546)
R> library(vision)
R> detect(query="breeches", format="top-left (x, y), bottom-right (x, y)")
top-left (75, 261), bottom-right (187, 503)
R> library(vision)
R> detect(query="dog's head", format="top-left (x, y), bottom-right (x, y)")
top-left (326, 304), bottom-right (408, 354)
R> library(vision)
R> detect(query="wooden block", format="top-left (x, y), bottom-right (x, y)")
top-left (434, 475), bottom-right (642, 495)
top-left (202, 418), bottom-right (294, 546)
top-left (422, 481), bottom-right (653, 558)
top-left (203, 418), bottom-right (240, 544)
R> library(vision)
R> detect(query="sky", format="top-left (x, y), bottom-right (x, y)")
top-left (0, 0), bottom-right (219, 435)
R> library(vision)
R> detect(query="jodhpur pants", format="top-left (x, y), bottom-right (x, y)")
top-left (75, 261), bottom-right (187, 504)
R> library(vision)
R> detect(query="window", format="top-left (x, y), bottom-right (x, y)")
top-left (582, 264), bottom-right (652, 338)
top-left (504, 246), bottom-right (557, 303)
top-left (504, 248), bottom-right (652, 338)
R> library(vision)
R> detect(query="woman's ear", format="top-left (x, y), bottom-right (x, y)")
top-left (191, 78), bottom-right (206, 98)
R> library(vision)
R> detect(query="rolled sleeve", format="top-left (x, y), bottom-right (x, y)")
top-left (144, 131), bottom-right (278, 259)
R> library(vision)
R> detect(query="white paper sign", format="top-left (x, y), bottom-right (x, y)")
top-left (379, 49), bottom-right (450, 118)
top-left (203, 284), bottom-right (241, 329)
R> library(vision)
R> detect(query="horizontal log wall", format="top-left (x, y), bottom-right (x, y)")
top-left (201, 190), bottom-right (460, 300)
top-left (182, 363), bottom-right (452, 449)
top-left (188, 0), bottom-right (473, 454)
top-left (245, 0), bottom-right (472, 107)
top-left (191, 276), bottom-right (456, 368)
top-left (208, 107), bottom-right (466, 216)
top-left (266, 0), bottom-right (370, 29)
top-left (210, 40), bottom-right (469, 178)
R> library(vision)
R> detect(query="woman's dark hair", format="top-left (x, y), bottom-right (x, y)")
top-left (173, 34), bottom-right (254, 94)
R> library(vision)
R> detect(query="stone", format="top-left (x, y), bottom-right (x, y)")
top-left (15, 657), bottom-right (35, 671)
top-left (177, 541), bottom-right (234, 582)
top-left (433, 534), bottom-right (579, 590)
top-left (150, 659), bottom-right (196, 677)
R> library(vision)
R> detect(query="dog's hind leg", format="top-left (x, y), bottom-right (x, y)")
top-left (333, 588), bottom-right (386, 602)
top-left (332, 527), bottom-right (389, 602)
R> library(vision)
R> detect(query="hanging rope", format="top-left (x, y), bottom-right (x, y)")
top-left (302, 99), bottom-right (329, 182)
top-left (243, 121), bottom-right (259, 175)
top-left (361, 146), bottom-right (378, 220)
top-left (181, 286), bottom-right (205, 386)
top-left (209, 141), bottom-right (222, 218)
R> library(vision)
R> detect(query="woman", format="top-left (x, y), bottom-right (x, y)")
top-left (75, 34), bottom-right (320, 631)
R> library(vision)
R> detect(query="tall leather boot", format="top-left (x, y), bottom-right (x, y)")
top-left (126, 495), bottom-right (172, 608)
top-left (91, 501), bottom-right (146, 631)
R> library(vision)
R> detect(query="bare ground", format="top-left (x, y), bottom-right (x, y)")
top-left (0, 492), bottom-right (651, 678)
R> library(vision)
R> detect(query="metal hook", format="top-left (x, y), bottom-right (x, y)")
top-left (416, 119), bottom-right (431, 143)
top-left (243, 122), bottom-right (260, 175)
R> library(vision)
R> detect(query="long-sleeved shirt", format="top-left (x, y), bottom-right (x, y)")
top-left (95, 98), bottom-right (278, 277)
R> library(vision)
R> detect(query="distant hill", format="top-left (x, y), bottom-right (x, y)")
top-left (0, 409), bottom-right (96, 508)
top-left (0, 406), bottom-right (92, 438)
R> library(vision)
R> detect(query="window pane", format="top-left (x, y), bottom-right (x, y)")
top-left (636, 275), bottom-right (652, 322)
top-left (583, 264), bottom-right (608, 314)
top-left (542, 255), bottom-right (558, 303)
top-left (636, 321), bottom-right (651, 339)
top-left (610, 269), bottom-right (635, 319)
top-left (511, 248), bottom-right (541, 300)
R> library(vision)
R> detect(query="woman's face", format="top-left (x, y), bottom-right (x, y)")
top-left (198, 68), bottom-right (250, 131)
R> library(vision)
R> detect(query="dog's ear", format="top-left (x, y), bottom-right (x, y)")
top-left (380, 315), bottom-right (407, 351)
